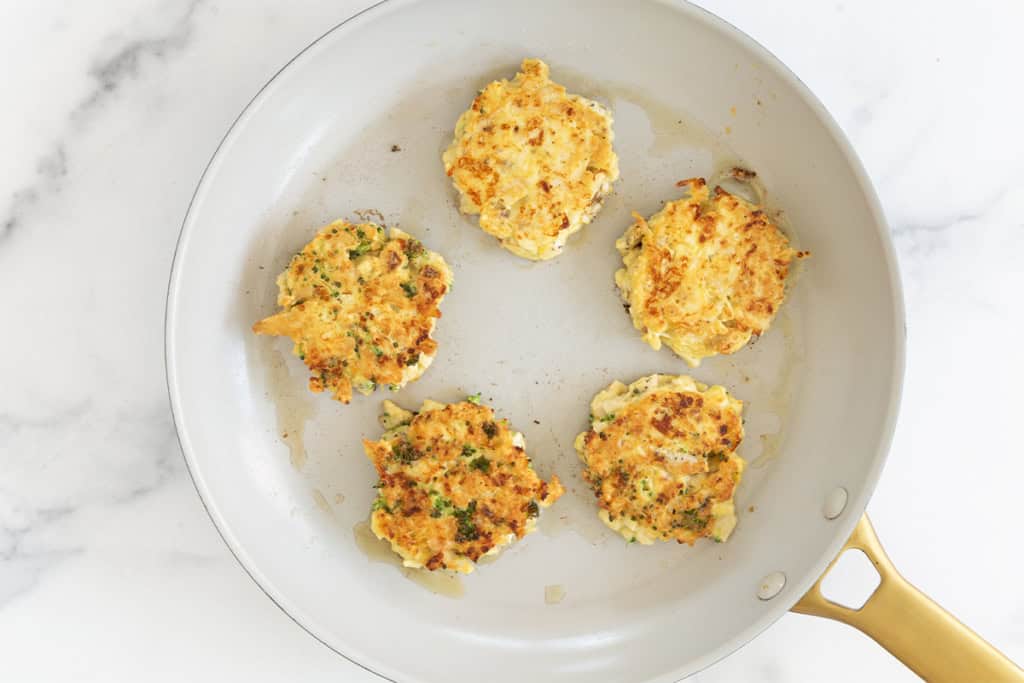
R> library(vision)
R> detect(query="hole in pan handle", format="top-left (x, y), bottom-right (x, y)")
top-left (791, 515), bottom-right (1024, 681)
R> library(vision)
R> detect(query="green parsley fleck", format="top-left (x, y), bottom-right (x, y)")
top-left (401, 281), bottom-right (418, 298)
top-left (461, 444), bottom-right (477, 458)
top-left (680, 509), bottom-right (708, 531)
top-left (391, 440), bottom-right (422, 464)
top-left (482, 421), bottom-right (498, 439)
top-left (469, 456), bottom-right (491, 473)
top-left (430, 493), bottom-right (454, 518)
top-left (466, 393), bottom-right (482, 405)
top-left (404, 239), bottom-right (425, 260)
top-left (348, 241), bottom-right (372, 259)
top-left (453, 501), bottom-right (479, 542)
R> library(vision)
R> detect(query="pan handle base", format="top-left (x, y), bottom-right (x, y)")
top-left (791, 515), bottom-right (1023, 682)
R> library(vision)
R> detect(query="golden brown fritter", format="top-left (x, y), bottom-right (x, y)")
top-left (616, 176), bottom-right (807, 366)
top-left (574, 375), bottom-right (745, 545)
top-left (364, 399), bottom-right (564, 573)
top-left (253, 221), bottom-right (451, 403)
top-left (442, 58), bottom-right (620, 260)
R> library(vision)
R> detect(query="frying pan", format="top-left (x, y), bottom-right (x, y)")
top-left (164, 0), bottom-right (1023, 680)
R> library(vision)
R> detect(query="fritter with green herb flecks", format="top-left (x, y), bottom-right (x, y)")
top-left (364, 398), bottom-right (564, 573)
top-left (575, 374), bottom-right (745, 545)
top-left (253, 220), bottom-right (451, 403)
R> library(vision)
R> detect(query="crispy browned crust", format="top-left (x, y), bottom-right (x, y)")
top-left (575, 376), bottom-right (744, 545)
top-left (364, 400), bottom-right (563, 572)
top-left (252, 221), bottom-right (451, 403)
top-left (442, 58), bottom-right (619, 260)
top-left (616, 178), bottom-right (806, 365)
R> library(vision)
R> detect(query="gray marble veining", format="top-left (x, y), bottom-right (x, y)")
top-left (2, 1), bottom-right (1021, 681)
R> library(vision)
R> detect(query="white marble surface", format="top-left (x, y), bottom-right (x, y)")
top-left (3, 0), bottom-right (1022, 680)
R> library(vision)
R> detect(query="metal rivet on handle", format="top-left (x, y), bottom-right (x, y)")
top-left (757, 571), bottom-right (786, 600)
top-left (823, 487), bottom-right (849, 520)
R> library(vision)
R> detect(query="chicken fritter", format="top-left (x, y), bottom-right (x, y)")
top-left (253, 220), bottom-right (451, 403)
top-left (364, 398), bottom-right (564, 573)
top-left (575, 374), bottom-right (745, 545)
top-left (616, 176), bottom-right (807, 366)
top-left (443, 58), bottom-right (619, 260)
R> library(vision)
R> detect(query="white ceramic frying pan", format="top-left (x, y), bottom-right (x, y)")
top-left (164, 1), bottom-right (1022, 680)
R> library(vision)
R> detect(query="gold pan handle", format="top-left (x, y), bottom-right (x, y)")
top-left (792, 515), bottom-right (1023, 681)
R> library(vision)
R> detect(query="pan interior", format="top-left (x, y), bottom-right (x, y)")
top-left (166, 0), bottom-right (903, 680)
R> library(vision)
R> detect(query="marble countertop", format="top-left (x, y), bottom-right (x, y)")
top-left (3, 1), bottom-right (1022, 680)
